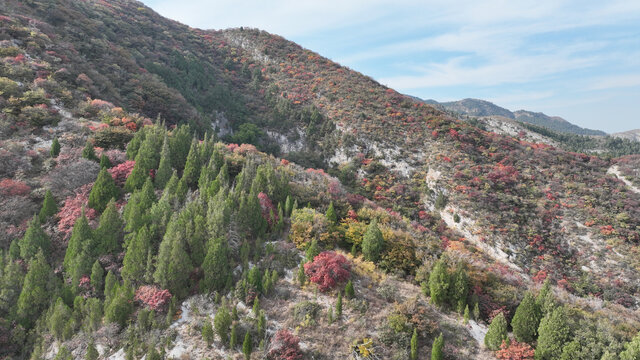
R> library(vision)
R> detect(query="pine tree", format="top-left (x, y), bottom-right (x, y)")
top-left (214, 305), bottom-right (232, 345)
top-left (620, 331), bottom-right (640, 360)
top-left (125, 129), bottom-right (162, 191)
top-left (257, 310), bottom-right (266, 339)
top-left (104, 284), bottom-right (134, 328)
top-left (48, 297), bottom-right (71, 340)
top-left (463, 305), bottom-right (470, 324)
top-left (169, 124), bottom-right (192, 171)
top-left (182, 139), bottom-right (201, 187)
top-left (85, 339), bottom-right (99, 360)
top-left (39, 189), bottom-right (58, 223)
top-left (99, 154), bottom-right (112, 168)
top-left (104, 271), bottom-right (117, 305)
top-left (126, 129), bottom-right (146, 160)
top-left (429, 259), bottom-right (450, 307)
top-left (535, 306), bottom-right (570, 360)
top-left (89, 167), bottom-right (120, 213)
top-left (431, 333), bottom-right (444, 360)
top-left (63, 211), bottom-right (93, 273)
top-left (19, 215), bottom-right (50, 261)
top-left (50, 137), bottom-right (60, 158)
top-left (166, 235), bottom-right (192, 298)
top-left (297, 261), bottom-right (306, 286)
top-left (485, 312), bottom-right (508, 350)
top-left (411, 328), bottom-right (418, 360)
top-left (82, 140), bottom-right (98, 161)
top-left (327, 306), bottom-right (334, 325)
top-left (345, 280), bottom-right (355, 299)
top-left (284, 195), bottom-right (293, 217)
top-left (536, 279), bottom-right (557, 315)
top-left (362, 219), bottom-right (384, 262)
top-left (253, 297), bottom-right (260, 317)
top-left (55, 346), bottom-right (73, 360)
top-left (95, 199), bottom-right (123, 254)
top-left (451, 263), bottom-right (468, 313)
top-left (305, 239), bottom-right (319, 262)
top-left (121, 226), bottom-right (151, 284)
top-left (230, 322), bottom-right (238, 348)
top-left (17, 251), bottom-right (57, 329)
top-left (90, 260), bottom-right (104, 294)
top-left (511, 292), bottom-right (542, 344)
top-left (155, 135), bottom-right (172, 189)
top-left (124, 177), bottom-right (156, 236)
top-left (326, 201), bottom-right (337, 224)
top-left (0, 259), bottom-right (25, 316)
top-left (202, 321), bottom-right (214, 346)
top-left (243, 331), bottom-right (252, 360)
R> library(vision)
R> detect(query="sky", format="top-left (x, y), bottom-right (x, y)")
top-left (141, 0), bottom-right (640, 133)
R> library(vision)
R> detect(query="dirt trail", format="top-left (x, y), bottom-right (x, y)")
top-left (608, 165), bottom-right (640, 194)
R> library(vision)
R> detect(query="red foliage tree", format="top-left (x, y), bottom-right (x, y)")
top-left (0, 178), bottom-right (30, 196)
top-left (496, 340), bottom-right (535, 360)
top-left (56, 183), bottom-right (96, 237)
top-left (304, 251), bottom-right (351, 292)
top-left (258, 192), bottom-right (278, 226)
top-left (134, 285), bottom-right (172, 311)
top-left (108, 160), bottom-right (135, 186)
top-left (267, 329), bottom-right (303, 360)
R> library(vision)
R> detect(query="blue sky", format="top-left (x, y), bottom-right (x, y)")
top-left (141, 0), bottom-right (640, 133)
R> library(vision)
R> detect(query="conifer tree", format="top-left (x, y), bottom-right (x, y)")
top-left (362, 219), bottom-right (384, 262)
top-left (85, 340), bottom-right (99, 360)
top-left (297, 261), bottom-right (306, 287)
top-left (230, 322), bottom-right (238, 348)
top-left (82, 140), bottom-right (98, 161)
top-left (154, 219), bottom-right (192, 298)
top-left (411, 328), bottom-right (418, 360)
top-left (305, 239), bottom-right (319, 262)
top-left (201, 237), bottom-right (231, 293)
top-left (429, 259), bottom-right (450, 307)
top-left (89, 167), bottom-right (119, 213)
top-left (19, 215), bottom-right (50, 261)
top-left (326, 201), bottom-right (337, 224)
top-left (63, 211), bottom-right (92, 273)
top-left (248, 266), bottom-right (262, 293)
top-left (535, 306), bottom-right (570, 360)
top-left (95, 199), bottom-right (123, 254)
top-left (243, 331), bottom-right (252, 360)
top-left (99, 154), bottom-right (112, 168)
top-left (169, 124), bottom-right (191, 171)
top-left (431, 333), bottom-right (444, 360)
top-left (104, 271), bottom-right (117, 305)
top-left (50, 137), bottom-right (60, 158)
top-left (511, 292), bottom-right (542, 344)
top-left (182, 139), bottom-right (201, 187)
top-left (90, 260), bottom-right (104, 294)
top-left (536, 279), bottom-right (557, 315)
top-left (124, 177), bottom-right (156, 236)
top-left (257, 310), bottom-right (266, 339)
top-left (253, 297), bottom-right (260, 317)
top-left (345, 280), bottom-right (355, 299)
top-left (0, 259), bottom-right (25, 316)
top-left (155, 135), bottom-right (172, 189)
top-left (284, 195), bottom-right (293, 217)
top-left (620, 331), bottom-right (640, 360)
top-left (55, 346), bottom-right (73, 360)
top-left (125, 129), bottom-right (162, 191)
top-left (104, 284), bottom-right (133, 328)
top-left (17, 251), bottom-right (57, 329)
top-left (207, 189), bottom-right (231, 239)
top-left (463, 305), bottom-right (470, 324)
top-left (121, 226), bottom-right (151, 284)
top-left (202, 321), bottom-right (214, 346)
top-left (126, 129), bottom-right (146, 160)
top-left (451, 263), bottom-right (469, 313)
top-left (39, 189), bottom-right (58, 223)
top-left (48, 297), bottom-right (71, 340)
top-left (214, 305), bottom-right (232, 345)
top-left (485, 312), bottom-right (508, 350)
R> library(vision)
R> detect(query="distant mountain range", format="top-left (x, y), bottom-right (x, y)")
top-left (422, 98), bottom-right (608, 136)
top-left (613, 129), bottom-right (640, 142)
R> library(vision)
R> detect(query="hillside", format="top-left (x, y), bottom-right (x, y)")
top-left (613, 129), bottom-right (640, 142)
top-left (2, 1), bottom-right (640, 360)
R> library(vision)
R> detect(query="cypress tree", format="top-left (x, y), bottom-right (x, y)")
top-left (95, 199), bottom-right (123, 254)
top-left (90, 260), bottom-right (104, 294)
top-left (88, 167), bottom-right (119, 213)
top-left (125, 129), bottom-right (162, 191)
top-left (484, 312), bottom-right (508, 350)
top-left (429, 259), bottom-right (450, 307)
top-left (55, 346), bottom-right (73, 360)
top-left (19, 215), bottom-right (50, 261)
top-left (297, 261), bottom-right (306, 287)
top-left (305, 239), bottom-right (319, 262)
top-left (0, 259), bottom-right (25, 316)
top-left (48, 297), bottom-right (71, 340)
top-left (99, 154), bottom-right (112, 168)
top-left (104, 284), bottom-right (133, 328)
top-left (431, 333), bottom-right (443, 360)
top-left (202, 321), bottom-right (214, 346)
top-left (169, 124), bottom-right (191, 171)
top-left (535, 306), bottom-right (570, 360)
top-left (451, 263), bottom-right (469, 313)
top-left (63, 211), bottom-right (92, 273)
top-left (536, 279), bottom-right (557, 315)
top-left (155, 135), bottom-right (172, 189)
top-left (17, 251), bottom-right (57, 329)
top-left (82, 140), bottom-right (98, 161)
top-left (326, 201), bottom-right (337, 224)
top-left (345, 280), bottom-right (355, 299)
top-left (284, 195), bottom-right (293, 217)
top-left (201, 237), bottom-right (231, 293)
top-left (50, 137), bottom-right (60, 158)
top-left (463, 305), bottom-right (470, 324)
top-left (253, 297), bottom-right (260, 317)
top-left (104, 271), bottom-right (117, 305)
top-left (362, 219), bottom-right (384, 262)
top-left (257, 310), bottom-right (266, 339)
top-left (126, 129), bottom-right (145, 160)
top-left (121, 226), bottom-right (151, 285)
top-left (411, 328), bottom-right (418, 360)
top-left (243, 332), bottom-right (252, 360)
top-left (230, 322), bottom-right (238, 348)
top-left (85, 339), bottom-right (99, 360)
top-left (182, 140), bottom-right (201, 188)
top-left (39, 189), bottom-right (58, 223)
top-left (511, 292), bottom-right (542, 344)
top-left (124, 177), bottom-right (156, 236)
top-left (214, 305), bottom-right (232, 345)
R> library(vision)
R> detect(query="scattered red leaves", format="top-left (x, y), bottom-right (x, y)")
top-left (0, 178), bottom-right (30, 196)
top-left (108, 160), bottom-right (135, 186)
top-left (267, 329), bottom-right (303, 360)
top-left (134, 285), bottom-right (172, 311)
top-left (496, 340), bottom-right (535, 360)
top-left (304, 251), bottom-right (350, 292)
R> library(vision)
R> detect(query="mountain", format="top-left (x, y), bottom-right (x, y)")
top-left (424, 98), bottom-right (607, 136)
top-left (2, 1), bottom-right (640, 359)
top-left (613, 129), bottom-right (640, 142)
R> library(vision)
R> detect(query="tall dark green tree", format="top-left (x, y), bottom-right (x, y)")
top-left (39, 189), bottom-right (58, 223)
top-left (155, 135), bottom-right (172, 189)
top-left (0, 259), bottom-right (25, 318)
top-left (411, 328), bottom-right (418, 360)
top-left (362, 219), bottom-right (384, 262)
top-left (104, 284), bottom-right (134, 328)
top-left (536, 306), bottom-right (570, 360)
top-left (536, 279), bottom-right (557, 316)
top-left (63, 211), bottom-right (93, 273)
top-left (50, 137), bottom-right (60, 158)
top-left (450, 263), bottom-right (468, 313)
top-left (99, 154), bottom-right (112, 168)
top-left (125, 127), bottom-right (163, 191)
top-left (95, 199), bottom-right (123, 254)
top-left (88, 167), bottom-right (119, 213)
top-left (485, 312), bottom-right (508, 351)
top-left (182, 139), bottom-right (201, 187)
top-left (90, 260), bottom-right (104, 294)
top-left (326, 201), bottom-right (337, 224)
top-left (124, 177), bottom-right (156, 237)
top-left (214, 305), bottom-right (232, 345)
top-left (154, 216), bottom-right (192, 298)
top-left (82, 140), bottom-right (98, 161)
top-left (169, 124), bottom-right (192, 172)
top-left (511, 292), bottom-right (542, 344)
top-left (428, 259), bottom-right (450, 307)
top-left (431, 333), bottom-right (443, 360)
top-left (19, 215), bottom-right (50, 261)
top-left (17, 251), bottom-right (57, 329)
top-left (121, 226), bottom-right (151, 285)
top-left (201, 237), bottom-right (231, 293)
top-left (243, 331), bottom-right (252, 360)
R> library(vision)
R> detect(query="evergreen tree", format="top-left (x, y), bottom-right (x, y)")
top-left (50, 137), bottom-right (60, 158)
top-left (99, 154), bottom-right (112, 168)
top-left (54, 346), bottom-right (73, 360)
top-left (89, 167), bottom-right (120, 213)
top-left (362, 219), bottom-right (384, 262)
top-left (48, 297), bottom-right (71, 340)
top-left (214, 305), bottom-right (232, 345)
top-left (202, 321), bottom-right (214, 346)
top-left (85, 340), bottom-right (99, 360)
top-left (0, 259), bottom-right (25, 317)
top-left (155, 135), bottom-right (173, 189)
top-left (90, 260), bottom-right (104, 294)
top-left (450, 263), bottom-right (468, 313)
top-left (620, 331), bottom-right (640, 360)
top-left (431, 333), bottom-right (444, 360)
top-left (535, 306), bottom-right (570, 360)
top-left (411, 328), bottom-right (418, 360)
top-left (17, 251), bottom-right (57, 329)
top-left (429, 259), bottom-right (450, 307)
top-left (169, 124), bottom-right (191, 171)
top-left (63, 211), bottom-right (92, 273)
top-left (121, 226), bottom-right (151, 284)
top-left (284, 195), bottom-right (293, 217)
top-left (82, 140), bottom-right (98, 161)
top-left (257, 310), bottom-right (266, 339)
top-left (560, 340), bottom-right (581, 360)
top-left (326, 201), bottom-right (337, 224)
top-left (39, 189), bottom-right (58, 223)
top-left (511, 292), bottom-right (542, 344)
top-left (536, 279), bottom-right (557, 315)
top-left (104, 271), bottom-right (117, 305)
top-left (126, 129), bottom-right (146, 160)
top-left (182, 139), bottom-right (201, 187)
top-left (463, 305), bottom-right (470, 324)
top-left (230, 322), bottom-right (238, 348)
top-left (207, 189), bottom-right (231, 240)
top-left (484, 312), bottom-right (508, 350)
top-left (125, 128), bottom-right (162, 191)
top-left (166, 235), bottom-right (192, 298)
top-left (104, 284), bottom-right (133, 327)
top-left (248, 266), bottom-right (262, 293)
top-left (297, 261), bottom-right (306, 287)
top-left (95, 199), bottom-right (123, 254)
top-left (345, 280), bottom-right (355, 299)
top-left (253, 297), bottom-right (260, 317)
top-left (305, 239), bottom-right (319, 262)
top-left (19, 215), bottom-right (50, 261)
top-left (243, 332), bottom-right (252, 360)
top-left (124, 177), bottom-right (156, 236)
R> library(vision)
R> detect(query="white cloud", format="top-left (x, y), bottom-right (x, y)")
top-left (588, 74), bottom-right (640, 91)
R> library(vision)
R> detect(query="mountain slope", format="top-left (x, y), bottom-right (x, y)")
top-left (613, 129), bottom-right (640, 142)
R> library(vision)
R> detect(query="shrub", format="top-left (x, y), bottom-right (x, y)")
top-left (0, 178), bottom-right (30, 196)
top-left (267, 329), bottom-right (303, 360)
top-left (304, 251), bottom-right (351, 292)
top-left (134, 285), bottom-right (172, 311)
top-left (496, 340), bottom-right (535, 360)
top-left (108, 160), bottom-right (135, 186)
top-left (93, 127), bottom-right (134, 149)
